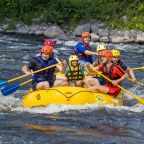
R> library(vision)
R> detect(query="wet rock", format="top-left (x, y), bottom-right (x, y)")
top-left (91, 33), bottom-right (99, 42)
top-left (98, 29), bottom-right (109, 37)
top-left (1, 24), bottom-right (8, 31)
top-left (110, 30), bottom-right (124, 43)
top-left (17, 25), bottom-right (30, 34)
top-left (73, 23), bottom-right (91, 36)
top-left (91, 25), bottom-right (99, 34)
top-left (135, 32), bottom-right (144, 43)
top-left (44, 26), bottom-right (67, 40)
top-left (99, 36), bottom-right (109, 42)
top-left (123, 30), bottom-right (135, 43)
top-left (111, 36), bottom-right (124, 43)
top-left (0, 20), bottom-right (144, 44)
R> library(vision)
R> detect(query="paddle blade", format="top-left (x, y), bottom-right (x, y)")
top-left (0, 80), bottom-right (7, 88)
top-left (1, 84), bottom-right (20, 96)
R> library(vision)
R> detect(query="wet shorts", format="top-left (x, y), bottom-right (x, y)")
top-left (105, 84), bottom-right (121, 97)
top-left (32, 81), bottom-right (54, 90)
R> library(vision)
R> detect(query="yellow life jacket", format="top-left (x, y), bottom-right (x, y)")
top-left (66, 64), bottom-right (84, 82)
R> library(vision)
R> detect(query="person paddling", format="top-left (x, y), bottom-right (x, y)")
top-left (87, 44), bottom-right (107, 85)
top-left (65, 55), bottom-right (85, 87)
top-left (111, 49), bottom-right (137, 82)
top-left (36, 39), bottom-right (59, 61)
top-left (84, 50), bottom-right (128, 97)
top-left (74, 32), bottom-right (98, 65)
top-left (22, 46), bottom-right (66, 90)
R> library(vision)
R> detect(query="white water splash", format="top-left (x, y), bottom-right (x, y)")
top-left (124, 79), bottom-right (144, 100)
top-left (0, 93), bottom-right (144, 114)
top-left (0, 86), bottom-right (144, 114)
top-left (12, 103), bottom-right (101, 114)
top-left (105, 104), bottom-right (144, 113)
top-left (0, 93), bottom-right (21, 111)
top-left (63, 40), bottom-right (77, 47)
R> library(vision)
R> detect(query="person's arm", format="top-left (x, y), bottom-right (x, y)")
top-left (56, 60), bottom-right (67, 74)
top-left (85, 50), bottom-right (98, 55)
top-left (22, 58), bottom-right (36, 76)
top-left (76, 43), bottom-right (98, 56)
top-left (22, 65), bottom-right (32, 76)
top-left (113, 73), bottom-right (128, 84)
top-left (127, 68), bottom-right (137, 82)
top-left (84, 63), bottom-right (101, 74)
top-left (112, 66), bottom-right (128, 85)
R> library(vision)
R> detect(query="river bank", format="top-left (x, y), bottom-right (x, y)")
top-left (0, 20), bottom-right (144, 44)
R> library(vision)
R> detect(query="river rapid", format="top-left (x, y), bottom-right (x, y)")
top-left (0, 34), bottom-right (144, 144)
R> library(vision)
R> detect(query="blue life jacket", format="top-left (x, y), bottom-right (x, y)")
top-left (74, 42), bottom-right (93, 64)
top-left (32, 56), bottom-right (56, 85)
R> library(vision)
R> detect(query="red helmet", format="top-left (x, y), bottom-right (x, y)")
top-left (44, 39), bottom-right (56, 47)
top-left (101, 50), bottom-right (113, 60)
top-left (81, 32), bottom-right (91, 39)
top-left (40, 46), bottom-right (53, 57)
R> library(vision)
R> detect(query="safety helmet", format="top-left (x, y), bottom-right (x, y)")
top-left (40, 46), bottom-right (53, 57)
top-left (81, 32), bottom-right (91, 39)
top-left (44, 39), bottom-right (56, 47)
top-left (111, 49), bottom-right (121, 57)
top-left (69, 55), bottom-right (79, 66)
top-left (96, 44), bottom-right (107, 52)
top-left (100, 49), bottom-right (113, 61)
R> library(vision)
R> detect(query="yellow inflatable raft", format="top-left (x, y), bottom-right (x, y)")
top-left (22, 86), bottom-right (123, 108)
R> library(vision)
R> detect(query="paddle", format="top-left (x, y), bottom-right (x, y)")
top-left (127, 77), bottom-right (144, 87)
top-left (0, 62), bottom-right (61, 88)
top-left (132, 66), bottom-right (144, 70)
top-left (88, 66), bottom-right (144, 105)
top-left (1, 79), bottom-right (32, 96)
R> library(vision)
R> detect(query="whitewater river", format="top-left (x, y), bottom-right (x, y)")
top-left (0, 34), bottom-right (144, 144)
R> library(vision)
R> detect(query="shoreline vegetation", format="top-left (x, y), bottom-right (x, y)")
top-left (0, 0), bottom-right (144, 43)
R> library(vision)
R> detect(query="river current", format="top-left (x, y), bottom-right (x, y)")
top-left (0, 34), bottom-right (144, 144)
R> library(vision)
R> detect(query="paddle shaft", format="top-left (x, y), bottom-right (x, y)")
top-left (20, 79), bottom-right (32, 86)
top-left (119, 68), bottom-right (144, 87)
top-left (90, 66), bottom-right (144, 104)
top-left (127, 77), bottom-right (144, 87)
top-left (132, 66), bottom-right (144, 70)
top-left (8, 63), bottom-right (61, 83)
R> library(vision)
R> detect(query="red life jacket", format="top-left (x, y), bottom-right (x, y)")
top-left (102, 63), bottom-right (125, 84)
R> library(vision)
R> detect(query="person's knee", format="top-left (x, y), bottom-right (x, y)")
top-left (76, 80), bottom-right (83, 87)
top-left (83, 78), bottom-right (90, 84)
top-left (42, 81), bottom-right (50, 89)
top-left (45, 82), bottom-right (50, 88)
top-left (36, 81), bottom-right (50, 90)
top-left (53, 80), bottom-right (68, 87)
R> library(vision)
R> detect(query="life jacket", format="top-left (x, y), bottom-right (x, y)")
top-left (65, 64), bottom-right (84, 82)
top-left (117, 60), bottom-right (128, 71)
top-left (74, 42), bottom-right (92, 62)
top-left (102, 63), bottom-right (125, 84)
top-left (32, 56), bottom-right (56, 84)
top-left (97, 56), bottom-right (102, 65)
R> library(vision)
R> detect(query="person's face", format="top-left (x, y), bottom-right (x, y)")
top-left (41, 52), bottom-right (50, 60)
top-left (101, 56), bottom-right (108, 64)
top-left (83, 36), bottom-right (91, 44)
top-left (71, 60), bottom-right (78, 67)
top-left (98, 50), bottom-right (104, 55)
top-left (112, 56), bottom-right (120, 63)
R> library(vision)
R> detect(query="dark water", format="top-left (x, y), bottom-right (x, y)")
top-left (0, 34), bottom-right (144, 144)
